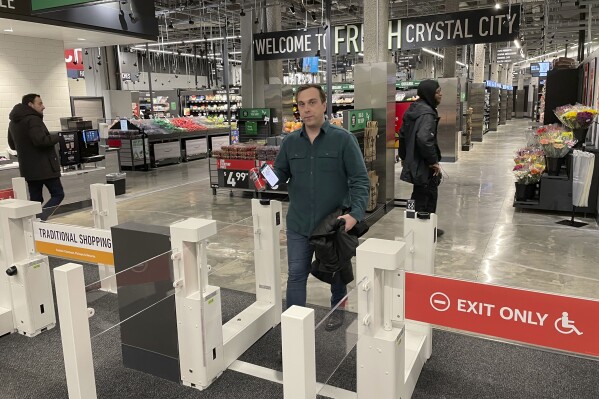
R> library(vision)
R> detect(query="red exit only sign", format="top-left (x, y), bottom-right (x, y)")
top-left (405, 272), bottom-right (599, 357)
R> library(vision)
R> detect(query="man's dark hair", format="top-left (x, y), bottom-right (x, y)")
top-left (296, 84), bottom-right (326, 103)
top-left (22, 94), bottom-right (40, 106)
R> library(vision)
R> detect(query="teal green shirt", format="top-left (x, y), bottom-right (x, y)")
top-left (274, 120), bottom-right (370, 237)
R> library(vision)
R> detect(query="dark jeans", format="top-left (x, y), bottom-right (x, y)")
top-left (286, 229), bottom-right (347, 309)
top-left (27, 178), bottom-right (65, 221)
top-left (411, 183), bottom-right (438, 213)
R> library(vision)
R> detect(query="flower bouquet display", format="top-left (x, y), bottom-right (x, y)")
top-left (513, 148), bottom-right (545, 201)
top-left (554, 104), bottom-right (598, 148)
top-left (535, 125), bottom-right (576, 175)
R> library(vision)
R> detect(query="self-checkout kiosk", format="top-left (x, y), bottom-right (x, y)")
top-left (57, 118), bottom-right (104, 170)
top-left (0, 199), bottom-right (56, 338)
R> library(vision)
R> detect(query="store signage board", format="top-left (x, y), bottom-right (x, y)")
top-left (0, 0), bottom-right (30, 14)
top-left (216, 159), bottom-right (256, 171)
top-left (346, 109), bottom-right (373, 132)
top-left (254, 28), bottom-right (323, 61)
top-left (30, 0), bottom-right (98, 11)
top-left (219, 170), bottom-right (250, 189)
top-left (240, 108), bottom-right (271, 120)
top-left (253, 6), bottom-right (520, 59)
top-left (245, 121), bottom-right (258, 135)
top-left (496, 47), bottom-right (518, 64)
top-left (397, 80), bottom-right (423, 89)
top-left (33, 221), bottom-right (114, 266)
top-left (405, 272), bottom-right (599, 358)
top-left (398, 6), bottom-right (521, 51)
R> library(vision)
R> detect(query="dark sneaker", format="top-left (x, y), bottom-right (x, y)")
top-left (437, 228), bottom-right (444, 237)
top-left (325, 309), bottom-right (345, 331)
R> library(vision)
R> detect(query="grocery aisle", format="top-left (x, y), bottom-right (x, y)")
top-left (52, 118), bottom-right (599, 304)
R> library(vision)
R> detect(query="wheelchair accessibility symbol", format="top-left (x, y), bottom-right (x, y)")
top-left (554, 312), bottom-right (583, 335)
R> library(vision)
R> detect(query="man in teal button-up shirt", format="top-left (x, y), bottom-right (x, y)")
top-left (274, 84), bottom-right (369, 330)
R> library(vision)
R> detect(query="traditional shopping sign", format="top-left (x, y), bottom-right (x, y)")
top-left (405, 272), bottom-right (599, 357)
top-left (33, 221), bottom-right (114, 266)
top-left (253, 6), bottom-right (521, 60)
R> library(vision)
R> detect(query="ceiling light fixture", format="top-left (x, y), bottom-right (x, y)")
top-left (514, 38), bottom-right (521, 49)
top-left (77, 38), bottom-right (86, 41)
top-left (3, 28), bottom-right (13, 32)
top-left (495, 2), bottom-right (501, 9)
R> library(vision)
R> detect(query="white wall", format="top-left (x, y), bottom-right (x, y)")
top-left (68, 78), bottom-right (87, 97)
top-left (121, 72), bottom-right (208, 91)
top-left (0, 34), bottom-right (71, 148)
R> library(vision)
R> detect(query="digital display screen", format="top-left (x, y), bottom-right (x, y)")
top-left (302, 57), bottom-right (319, 73)
top-left (530, 62), bottom-right (551, 77)
top-left (82, 129), bottom-right (99, 144)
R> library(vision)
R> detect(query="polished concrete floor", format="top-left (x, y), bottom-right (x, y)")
top-left (52, 118), bottom-right (599, 310)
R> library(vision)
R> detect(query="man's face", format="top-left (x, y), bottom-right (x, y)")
top-left (28, 97), bottom-right (45, 114)
top-left (434, 87), bottom-right (442, 105)
top-left (297, 88), bottom-right (326, 130)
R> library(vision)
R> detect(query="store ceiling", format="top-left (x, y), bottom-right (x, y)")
top-left (5, 0), bottom-right (595, 67)
top-left (0, 17), bottom-right (152, 49)
top-left (146, 0), bottom-right (599, 67)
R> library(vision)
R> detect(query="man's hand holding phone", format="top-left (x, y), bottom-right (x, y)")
top-left (259, 163), bottom-right (279, 189)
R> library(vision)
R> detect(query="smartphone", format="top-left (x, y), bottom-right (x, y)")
top-left (259, 163), bottom-right (279, 188)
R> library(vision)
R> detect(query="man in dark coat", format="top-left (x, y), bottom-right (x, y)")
top-left (8, 94), bottom-right (64, 221)
top-left (398, 80), bottom-right (444, 236)
top-left (274, 84), bottom-right (370, 331)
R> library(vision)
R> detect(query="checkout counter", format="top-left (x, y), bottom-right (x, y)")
top-left (1, 118), bottom-right (122, 213)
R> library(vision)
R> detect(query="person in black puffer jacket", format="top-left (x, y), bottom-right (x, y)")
top-left (8, 94), bottom-right (64, 221)
top-left (398, 80), bottom-right (444, 237)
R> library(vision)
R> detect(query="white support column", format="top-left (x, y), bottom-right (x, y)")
top-left (282, 306), bottom-right (316, 399)
top-left (54, 263), bottom-right (97, 399)
top-left (0, 199), bottom-right (55, 337)
top-left (356, 238), bottom-right (406, 399)
top-left (90, 184), bottom-right (118, 293)
top-left (11, 177), bottom-right (27, 200)
top-left (251, 199), bottom-right (282, 322)
top-left (170, 218), bottom-right (222, 390)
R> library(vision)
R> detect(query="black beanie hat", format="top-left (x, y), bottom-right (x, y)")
top-left (417, 79), bottom-right (440, 108)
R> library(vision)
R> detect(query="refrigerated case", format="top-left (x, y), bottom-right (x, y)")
top-left (138, 90), bottom-right (180, 118)
top-left (180, 87), bottom-right (242, 122)
top-left (469, 82), bottom-right (486, 142)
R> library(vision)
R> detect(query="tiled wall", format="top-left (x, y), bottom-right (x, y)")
top-left (0, 34), bottom-right (71, 149)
